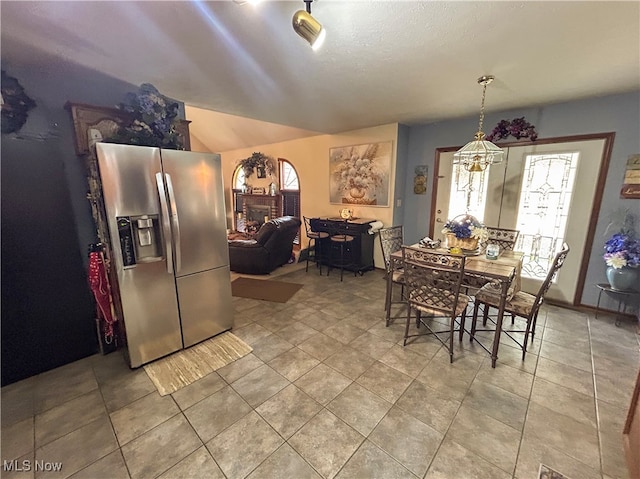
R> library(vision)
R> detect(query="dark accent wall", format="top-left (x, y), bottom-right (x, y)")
top-left (1, 56), bottom-right (140, 385)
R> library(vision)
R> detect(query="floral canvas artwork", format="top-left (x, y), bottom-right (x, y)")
top-left (329, 141), bottom-right (392, 206)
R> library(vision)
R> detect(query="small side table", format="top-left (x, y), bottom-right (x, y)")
top-left (594, 283), bottom-right (640, 327)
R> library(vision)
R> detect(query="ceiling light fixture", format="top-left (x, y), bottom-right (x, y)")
top-left (292, 0), bottom-right (326, 50)
top-left (454, 75), bottom-right (504, 172)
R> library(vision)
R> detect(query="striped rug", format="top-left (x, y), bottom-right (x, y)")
top-left (144, 332), bottom-right (252, 396)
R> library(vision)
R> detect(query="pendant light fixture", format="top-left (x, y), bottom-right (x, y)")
top-left (454, 75), bottom-right (503, 172)
top-left (293, 0), bottom-right (326, 50)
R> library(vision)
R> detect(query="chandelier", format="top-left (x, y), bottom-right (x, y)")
top-left (454, 75), bottom-right (504, 172)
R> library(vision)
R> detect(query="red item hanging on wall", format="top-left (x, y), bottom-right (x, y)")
top-left (88, 248), bottom-right (116, 344)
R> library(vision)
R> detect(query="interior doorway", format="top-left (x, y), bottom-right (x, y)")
top-left (431, 134), bottom-right (614, 305)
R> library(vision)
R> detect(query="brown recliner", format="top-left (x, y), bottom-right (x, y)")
top-left (228, 216), bottom-right (301, 274)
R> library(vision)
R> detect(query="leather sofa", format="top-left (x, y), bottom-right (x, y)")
top-left (228, 216), bottom-right (301, 274)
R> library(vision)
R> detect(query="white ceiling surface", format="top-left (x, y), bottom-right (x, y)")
top-left (2, 1), bottom-right (639, 152)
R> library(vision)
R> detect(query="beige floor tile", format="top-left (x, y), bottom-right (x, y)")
top-left (230, 364), bottom-right (289, 407)
top-left (349, 331), bottom-right (396, 359)
top-left (323, 321), bottom-right (367, 345)
top-left (535, 356), bottom-right (595, 397)
top-left (514, 433), bottom-right (601, 479)
top-left (474, 360), bottom-right (534, 398)
top-left (1, 377), bottom-right (35, 427)
top-left (121, 414), bottom-right (201, 479)
top-left (369, 406), bottom-right (442, 477)
top-left (327, 383), bottom-right (392, 436)
top-left (289, 409), bottom-right (364, 479)
top-left (255, 384), bottom-right (322, 439)
top-left (323, 346), bottom-right (376, 380)
top-left (523, 402), bottom-right (600, 470)
top-left (379, 344), bottom-right (429, 378)
top-left (35, 416), bottom-right (118, 479)
top-left (538, 340), bottom-right (593, 373)
top-left (232, 323), bottom-right (272, 346)
top-left (68, 450), bottom-right (130, 479)
top-left (463, 380), bottom-right (529, 430)
top-left (395, 380), bottom-right (460, 434)
top-left (110, 392), bottom-right (180, 446)
top-left (100, 369), bottom-right (157, 413)
top-left (268, 347), bottom-right (320, 381)
top-left (247, 443), bottom-right (322, 479)
top-left (298, 332), bottom-right (343, 361)
top-left (445, 404), bottom-right (520, 473)
top-left (250, 334), bottom-right (294, 362)
top-left (356, 361), bottom-right (412, 403)
top-left (34, 362), bottom-right (98, 414)
top-left (425, 439), bottom-right (512, 479)
top-left (156, 446), bottom-right (224, 479)
top-left (294, 363), bottom-right (352, 405)
top-left (336, 440), bottom-right (418, 479)
top-left (183, 386), bottom-right (252, 443)
top-left (171, 371), bottom-right (226, 411)
top-left (530, 377), bottom-right (597, 428)
top-left (35, 389), bottom-right (106, 447)
top-left (1, 417), bottom-right (34, 462)
top-left (216, 353), bottom-right (264, 384)
top-left (206, 411), bottom-right (283, 479)
top-left (274, 321), bottom-right (320, 345)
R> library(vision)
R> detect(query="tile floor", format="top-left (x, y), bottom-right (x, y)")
top-left (2, 266), bottom-right (639, 479)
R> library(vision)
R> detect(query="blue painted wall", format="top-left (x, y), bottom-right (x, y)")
top-left (402, 91), bottom-right (640, 308)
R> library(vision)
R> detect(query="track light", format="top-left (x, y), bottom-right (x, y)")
top-left (292, 0), bottom-right (326, 50)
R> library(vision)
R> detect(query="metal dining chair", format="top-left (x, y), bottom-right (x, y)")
top-left (303, 216), bottom-right (329, 275)
top-left (402, 246), bottom-right (471, 363)
top-left (480, 227), bottom-right (520, 251)
top-left (379, 225), bottom-right (405, 326)
top-left (469, 243), bottom-right (570, 360)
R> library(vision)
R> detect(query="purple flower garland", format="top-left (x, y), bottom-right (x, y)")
top-left (486, 117), bottom-right (538, 142)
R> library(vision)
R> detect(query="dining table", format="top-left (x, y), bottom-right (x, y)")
top-left (388, 244), bottom-right (524, 368)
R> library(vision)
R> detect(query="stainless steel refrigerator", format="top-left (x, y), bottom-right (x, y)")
top-left (96, 143), bottom-right (233, 368)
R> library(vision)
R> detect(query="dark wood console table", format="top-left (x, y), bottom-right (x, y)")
top-left (310, 217), bottom-right (377, 274)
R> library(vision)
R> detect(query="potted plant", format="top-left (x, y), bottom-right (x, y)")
top-left (603, 210), bottom-right (640, 290)
top-left (238, 152), bottom-right (275, 179)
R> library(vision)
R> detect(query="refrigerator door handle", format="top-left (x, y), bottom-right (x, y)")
top-left (165, 173), bottom-right (181, 273)
top-left (155, 172), bottom-right (174, 274)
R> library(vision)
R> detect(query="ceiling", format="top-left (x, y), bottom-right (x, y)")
top-left (2, 1), bottom-right (639, 151)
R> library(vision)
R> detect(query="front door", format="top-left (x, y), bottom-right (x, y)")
top-left (432, 137), bottom-right (608, 303)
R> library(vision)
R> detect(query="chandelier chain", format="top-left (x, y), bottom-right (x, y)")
top-left (478, 81), bottom-right (487, 134)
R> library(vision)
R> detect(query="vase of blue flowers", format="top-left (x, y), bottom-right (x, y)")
top-left (603, 211), bottom-right (640, 290)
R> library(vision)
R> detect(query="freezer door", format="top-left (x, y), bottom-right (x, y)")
top-left (178, 266), bottom-right (234, 347)
top-left (160, 149), bottom-right (229, 276)
top-left (96, 144), bottom-right (182, 367)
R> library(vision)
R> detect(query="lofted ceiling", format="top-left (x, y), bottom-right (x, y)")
top-left (2, 1), bottom-right (639, 152)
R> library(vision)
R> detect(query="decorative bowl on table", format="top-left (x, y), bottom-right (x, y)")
top-left (442, 214), bottom-right (488, 251)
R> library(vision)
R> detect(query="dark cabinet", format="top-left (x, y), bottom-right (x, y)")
top-left (310, 218), bottom-right (376, 274)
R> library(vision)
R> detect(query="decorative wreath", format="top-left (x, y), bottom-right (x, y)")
top-left (486, 117), bottom-right (538, 142)
top-left (1, 70), bottom-right (37, 134)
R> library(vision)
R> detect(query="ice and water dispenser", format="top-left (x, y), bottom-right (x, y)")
top-left (117, 215), bottom-right (162, 267)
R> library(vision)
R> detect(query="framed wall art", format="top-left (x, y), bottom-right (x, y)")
top-left (414, 165), bottom-right (428, 194)
top-left (329, 141), bottom-right (392, 206)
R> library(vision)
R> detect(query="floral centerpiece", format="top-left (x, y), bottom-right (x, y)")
top-left (238, 152), bottom-right (275, 179)
top-left (603, 210), bottom-right (640, 290)
top-left (332, 143), bottom-right (384, 205)
top-left (442, 214), bottom-right (488, 251)
top-left (105, 83), bottom-right (184, 149)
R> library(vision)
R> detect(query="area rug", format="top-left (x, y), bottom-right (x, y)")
top-left (538, 464), bottom-right (571, 479)
top-left (144, 332), bottom-right (252, 396)
top-left (231, 277), bottom-right (303, 303)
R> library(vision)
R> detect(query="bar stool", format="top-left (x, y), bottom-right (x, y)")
top-left (303, 216), bottom-right (329, 275)
top-left (327, 221), bottom-right (356, 282)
